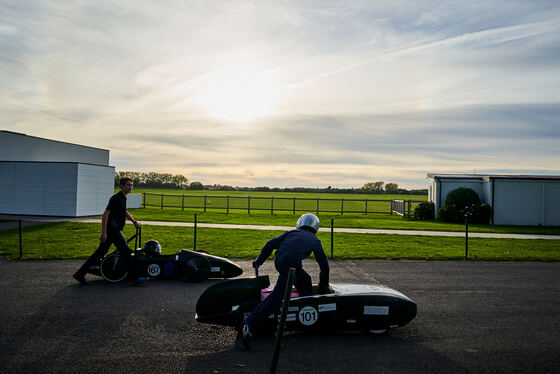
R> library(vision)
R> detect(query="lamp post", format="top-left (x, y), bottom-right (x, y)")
top-left (464, 205), bottom-right (473, 260)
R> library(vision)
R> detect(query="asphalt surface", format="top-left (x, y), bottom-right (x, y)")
top-left (1, 258), bottom-right (559, 373)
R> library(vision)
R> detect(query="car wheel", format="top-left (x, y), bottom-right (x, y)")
top-left (185, 255), bottom-right (210, 282)
top-left (100, 253), bottom-right (128, 282)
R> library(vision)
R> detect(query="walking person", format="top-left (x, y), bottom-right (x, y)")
top-left (73, 177), bottom-right (146, 286)
top-left (241, 213), bottom-right (329, 348)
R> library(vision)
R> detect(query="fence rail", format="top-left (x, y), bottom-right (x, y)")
top-left (141, 192), bottom-right (423, 216)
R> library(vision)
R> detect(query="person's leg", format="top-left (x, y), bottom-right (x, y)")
top-left (112, 231), bottom-right (138, 281)
top-left (76, 239), bottom-right (112, 277)
top-left (293, 268), bottom-right (313, 297)
top-left (245, 271), bottom-right (288, 332)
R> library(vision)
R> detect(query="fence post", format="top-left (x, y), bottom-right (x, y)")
top-left (142, 192), bottom-right (146, 208)
top-left (227, 195), bottom-right (230, 214)
top-left (293, 197), bottom-right (296, 214)
top-left (465, 216), bottom-right (469, 260)
top-left (271, 196), bottom-right (274, 214)
top-left (330, 218), bottom-right (334, 259)
top-left (160, 194), bottom-right (164, 210)
top-left (365, 198), bottom-right (368, 215)
top-left (248, 196), bottom-right (251, 214)
top-left (194, 214), bottom-right (197, 251)
top-left (204, 195), bottom-right (207, 212)
top-left (341, 198), bottom-right (344, 215)
top-left (181, 194), bottom-right (184, 211)
top-left (390, 200), bottom-right (393, 215)
top-left (316, 197), bottom-right (319, 215)
top-left (19, 220), bottom-right (23, 259)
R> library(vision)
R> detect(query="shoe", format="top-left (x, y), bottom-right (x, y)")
top-left (73, 272), bottom-right (90, 286)
top-left (129, 277), bottom-right (147, 286)
top-left (241, 324), bottom-right (252, 349)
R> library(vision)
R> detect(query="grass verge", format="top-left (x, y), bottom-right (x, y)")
top-left (129, 207), bottom-right (560, 235)
top-left (1, 222), bottom-right (559, 261)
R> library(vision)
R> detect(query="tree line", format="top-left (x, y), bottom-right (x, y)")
top-left (115, 171), bottom-right (188, 189)
top-left (116, 171), bottom-right (427, 195)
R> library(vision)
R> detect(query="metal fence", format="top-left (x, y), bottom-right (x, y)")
top-left (141, 192), bottom-right (423, 216)
top-left (390, 199), bottom-right (424, 218)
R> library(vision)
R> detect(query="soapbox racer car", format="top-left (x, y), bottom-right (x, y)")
top-left (195, 272), bottom-right (417, 334)
top-left (87, 228), bottom-right (243, 283)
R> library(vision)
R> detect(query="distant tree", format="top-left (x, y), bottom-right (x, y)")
top-left (171, 174), bottom-right (189, 189)
top-left (115, 171), bottom-right (189, 189)
top-left (362, 181), bottom-right (385, 193)
top-left (189, 181), bottom-right (204, 190)
top-left (115, 171), bottom-right (429, 195)
top-left (384, 182), bottom-right (399, 194)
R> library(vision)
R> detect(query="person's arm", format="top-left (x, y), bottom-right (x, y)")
top-left (313, 243), bottom-right (330, 293)
top-left (126, 210), bottom-right (141, 229)
top-left (100, 209), bottom-right (110, 243)
top-left (253, 231), bottom-right (289, 267)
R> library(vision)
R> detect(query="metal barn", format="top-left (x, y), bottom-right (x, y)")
top-left (428, 173), bottom-right (560, 226)
top-left (0, 131), bottom-right (114, 217)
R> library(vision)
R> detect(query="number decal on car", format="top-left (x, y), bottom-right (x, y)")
top-left (147, 264), bottom-right (161, 277)
top-left (298, 306), bottom-right (318, 326)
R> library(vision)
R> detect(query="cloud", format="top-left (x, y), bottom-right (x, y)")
top-left (1, 1), bottom-right (559, 188)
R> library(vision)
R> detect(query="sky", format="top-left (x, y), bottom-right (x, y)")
top-left (1, 1), bottom-right (559, 189)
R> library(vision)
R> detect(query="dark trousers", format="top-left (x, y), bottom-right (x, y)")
top-left (77, 230), bottom-right (136, 281)
top-left (245, 266), bottom-right (312, 332)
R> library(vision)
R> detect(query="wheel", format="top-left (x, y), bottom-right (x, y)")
top-left (185, 255), bottom-right (210, 282)
top-left (100, 253), bottom-right (128, 282)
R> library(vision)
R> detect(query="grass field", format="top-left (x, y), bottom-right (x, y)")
top-left (129, 207), bottom-right (560, 235)
top-left (1, 189), bottom-right (558, 261)
top-left (1, 221), bottom-right (559, 261)
top-left (127, 188), bottom-right (560, 235)
top-left (133, 188), bottom-right (426, 216)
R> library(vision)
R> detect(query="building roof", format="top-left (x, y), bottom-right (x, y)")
top-left (427, 173), bottom-right (560, 181)
top-left (0, 130), bottom-right (110, 165)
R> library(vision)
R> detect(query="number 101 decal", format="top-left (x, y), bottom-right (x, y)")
top-left (298, 306), bottom-right (318, 326)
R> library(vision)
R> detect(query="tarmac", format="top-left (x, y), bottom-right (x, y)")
top-left (1, 258), bottom-right (559, 373)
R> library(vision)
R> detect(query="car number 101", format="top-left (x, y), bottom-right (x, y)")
top-left (298, 306), bottom-right (318, 326)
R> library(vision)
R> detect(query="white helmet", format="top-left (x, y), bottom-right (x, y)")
top-left (296, 213), bottom-right (320, 233)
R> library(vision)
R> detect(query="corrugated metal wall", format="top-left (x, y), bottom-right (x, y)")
top-left (0, 161), bottom-right (114, 217)
top-left (494, 180), bottom-right (560, 226)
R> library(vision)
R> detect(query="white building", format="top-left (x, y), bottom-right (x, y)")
top-left (428, 173), bottom-right (560, 226)
top-left (0, 131), bottom-right (115, 217)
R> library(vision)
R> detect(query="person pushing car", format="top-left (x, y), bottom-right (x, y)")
top-left (73, 177), bottom-right (146, 286)
top-left (241, 213), bottom-right (329, 348)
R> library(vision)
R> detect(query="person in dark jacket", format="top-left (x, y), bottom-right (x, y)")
top-left (241, 213), bottom-right (329, 348)
top-left (73, 177), bottom-right (146, 286)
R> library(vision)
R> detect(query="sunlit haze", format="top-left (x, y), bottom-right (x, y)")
top-left (1, 1), bottom-right (559, 189)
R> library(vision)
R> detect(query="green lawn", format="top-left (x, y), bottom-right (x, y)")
top-left (132, 188), bottom-right (426, 216)
top-left (1, 221), bottom-right (559, 261)
top-left (1, 189), bottom-right (558, 261)
top-left (129, 207), bottom-right (560, 236)
top-left (125, 189), bottom-right (560, 236)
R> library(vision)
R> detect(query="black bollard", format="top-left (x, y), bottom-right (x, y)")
top-left (270, 267), bottom-right (296, 374)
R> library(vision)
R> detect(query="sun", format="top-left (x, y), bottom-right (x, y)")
top-left (196, 63), bottom-right (279, 122)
